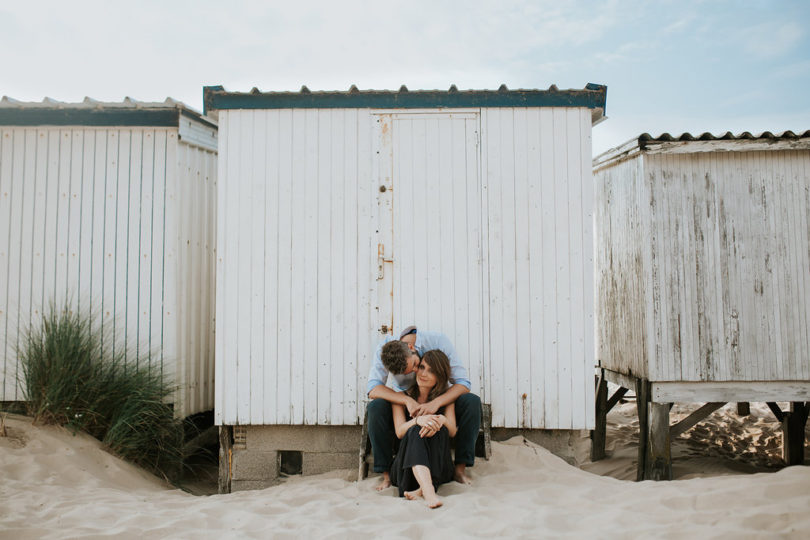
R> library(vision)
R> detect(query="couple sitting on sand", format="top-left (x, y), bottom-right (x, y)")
top-left (366, 326), bottom-right (482, 508)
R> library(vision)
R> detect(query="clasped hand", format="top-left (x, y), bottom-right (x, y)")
top-left (406, 399), bottom-right (440, 417)
top-left (416, 414), bottom-right (445, 438)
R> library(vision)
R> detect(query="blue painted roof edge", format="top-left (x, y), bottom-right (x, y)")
top-left (203, 84), bottom-right (607, 116)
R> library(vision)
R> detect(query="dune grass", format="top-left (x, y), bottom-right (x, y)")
top-left (18, 303), bottom-right (184, 479)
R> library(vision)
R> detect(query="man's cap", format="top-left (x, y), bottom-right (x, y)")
top-left (399, 325), bottom-right (417, 339)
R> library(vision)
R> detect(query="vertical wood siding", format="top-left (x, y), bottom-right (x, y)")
top-left (594, 155), bottom-right (649, 379)
top-left (596, 149), bottom-right (810, 382)
top-left (215, 109), bottom-right (375, 426)
top-left (0, 126), bottom-right (216, 417)
top-left (174, 142), bottom-right (218, 416)
top-left (216, 107), bottom-right (596, 430)
top-left (481, 108), bottom-right (595, 429)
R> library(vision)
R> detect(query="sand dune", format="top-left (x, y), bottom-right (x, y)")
top-left (2, 412), bottom-right (810, 539)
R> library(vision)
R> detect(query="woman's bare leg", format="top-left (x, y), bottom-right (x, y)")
top-left (409, 465), bottom-right (442, 508)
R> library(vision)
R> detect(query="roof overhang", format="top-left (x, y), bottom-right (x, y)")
top-left (0, 97), bottom-right (217, 129)
top-left (203, 83), bottom-right (607, 124)
top-left (594, 130), bottom-right (810, 171)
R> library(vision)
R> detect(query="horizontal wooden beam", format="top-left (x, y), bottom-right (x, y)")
top-left (652, 381), bottom-right (810, 403)
top-left (670, 402), bottom-right (725, 439)
top-left (602, 369), bottom-right (638, 393)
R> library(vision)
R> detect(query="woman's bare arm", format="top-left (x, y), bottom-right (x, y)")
top-left (393, 403), bottom-right (424, 439)
top-left (442, 402), bottom-right (458, 437)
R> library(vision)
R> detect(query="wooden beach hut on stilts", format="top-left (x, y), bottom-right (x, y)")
top-left (592, 130), bottom-right (810, 480)
top-left (206, 83), bottom-right (607, 492)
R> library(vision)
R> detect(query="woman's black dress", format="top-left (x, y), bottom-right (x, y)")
top-left (389, 412), bottom-right (454, 497)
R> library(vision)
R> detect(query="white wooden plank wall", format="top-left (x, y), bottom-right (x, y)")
top-left (481, 108), bottom-right (595, 430)
top-left (215, 109), bottom-right (376, 425)
top-left (174, 142), bottom-right (217, 416)
top-left (594, 156), bottom-right (650, 379)
top-left (390, 113), bottom-right (486, 401)
top-left (0, 127), bottom-right (173, 402)
top-left (0, 127), bottom-right (167, 401)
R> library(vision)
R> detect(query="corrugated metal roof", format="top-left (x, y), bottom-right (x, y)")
top-left (594, 129), bottom-right (810, 168)
top-left (638, 129), bottom-right (810, 146)
top-left (0, 96), bottom-right (187, 109)
top-left (0, 96), bottom-right (216, 128)
top-left (203, 83), bottom-right (608, 123)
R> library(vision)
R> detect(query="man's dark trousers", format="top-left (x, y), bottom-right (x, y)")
top-left (367, 393), bottom-right (482, 473)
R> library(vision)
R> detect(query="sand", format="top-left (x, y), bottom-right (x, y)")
top-left (2, 410), bottom-right (810, 539)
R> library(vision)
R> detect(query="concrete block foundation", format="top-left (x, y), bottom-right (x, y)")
top-left (222, 425), bottom-right (361, 493)
top-left (221, 424), bottom-right (590, 492)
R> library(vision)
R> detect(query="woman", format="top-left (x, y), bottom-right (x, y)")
top-left (390, 349), bottom-right (457, 509)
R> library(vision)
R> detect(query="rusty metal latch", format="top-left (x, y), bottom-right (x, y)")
top-left (377, 243), bottom-right (393, 280)
top-left (380, 324), bottom-right (389, 334)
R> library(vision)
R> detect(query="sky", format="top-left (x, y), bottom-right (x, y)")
top-left (1, 0), bottom-right (808, 155)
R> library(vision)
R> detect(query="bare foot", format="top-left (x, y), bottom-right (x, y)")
top-left (424, 494), bottom-right (443, 509)
top-left (454, 464), bottom-right (472, 485)
top-left (375, 472), bottom-right (391, 491)
top-left (404, 488), bottom-right (422, 500)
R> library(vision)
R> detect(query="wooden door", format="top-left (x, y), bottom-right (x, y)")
top-left (375, 111), bottom-right (485, 397)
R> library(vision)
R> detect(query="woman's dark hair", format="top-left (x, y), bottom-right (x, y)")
top-left (407, 349), bottom-right (451, 402)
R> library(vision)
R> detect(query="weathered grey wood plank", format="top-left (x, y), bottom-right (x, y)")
top-left (652, 381), bottom-right (810, 403)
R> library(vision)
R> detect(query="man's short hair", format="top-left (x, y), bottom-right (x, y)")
top-left (381, 340), bottom-right (412, 375)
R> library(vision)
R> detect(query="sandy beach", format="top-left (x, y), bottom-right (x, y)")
top-left (2, 404), bottom-right (810, 539)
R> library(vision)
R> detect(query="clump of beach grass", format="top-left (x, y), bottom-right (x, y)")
top-left (18, 303), bottom-right (184, 479)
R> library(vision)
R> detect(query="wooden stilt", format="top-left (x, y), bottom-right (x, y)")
top-left (736, 402), bottom-right (750, 416)
top-left (358, 409), bottom-right (370, 480)
top-left (782, 402), bottom-right (809, 466)
top-left (218, 425), bottom-right (233, 494)
top-left (646, 402), bottom-right (672, 481)
top-left (592, 371), bottom-right (609, 461)
top-left (635, 378), bottom-right (650, 481)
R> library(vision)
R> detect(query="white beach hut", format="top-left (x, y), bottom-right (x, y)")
top-left (592, 131), bottom-right (810, 479)
top-left (206, 83), bottom-right (607, 491)
top-left (0, 97), bottom-right (218, 418)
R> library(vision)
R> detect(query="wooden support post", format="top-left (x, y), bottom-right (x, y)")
top-left (606, 387), bottom-right (629, 412)
top-left (358, 409), bottom-right (370, 480)
top-left (646, 402), bottom-right (673, 481)
top-left (670, 402), bottom-right (725, 439)
top-left (592, 371), bottom-right (609, 461)
top-left (218, 425), bottom-right (233, 494)
top-left (635, 378), bottom-right (650, 482)
top-left (767, 402), bottom-right (784, 422)
top-left (782, 402), bottom-right (809, 466)
top-left (481, 403), bottom-right (493, 461)
top-left (736, 402), bottom-right (750, 416)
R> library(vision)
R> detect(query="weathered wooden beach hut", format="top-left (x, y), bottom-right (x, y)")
top-left (0, 97), bottom-right (217, 418)
top-left (206, 83), bottom-right (607, 491)
top-left (593, 130), bottom-right (810, 479)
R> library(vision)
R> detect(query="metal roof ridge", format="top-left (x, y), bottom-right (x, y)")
top-left (211, 83), bottom-right (604, 95)
top-left (595, 129), bottom-right (810, 168)
top-left (0, 95), bottom-right (202, 115)
top-left (202, 83), bottom-right (608, 119)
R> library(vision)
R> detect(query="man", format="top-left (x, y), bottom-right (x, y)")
top-left (366, 325), bottom-right (481, 490)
